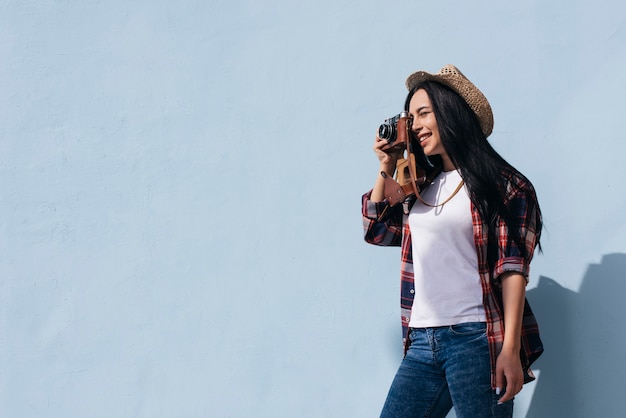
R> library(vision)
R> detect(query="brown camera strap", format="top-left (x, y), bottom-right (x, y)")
top-left (405, 134), bottom-right (422, 199)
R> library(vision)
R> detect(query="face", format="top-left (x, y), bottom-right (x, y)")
top-left (408, 89), bottom-right (447, 160)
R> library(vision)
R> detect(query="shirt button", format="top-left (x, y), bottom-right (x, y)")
top-left (410, 289), bottom-right (415, 294)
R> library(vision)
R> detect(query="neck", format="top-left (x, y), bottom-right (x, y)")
top-left (441, 154), bottom-right (456, 172)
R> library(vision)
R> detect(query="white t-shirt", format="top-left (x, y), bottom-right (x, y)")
top-left (408, 169), bottom-right (486, 328)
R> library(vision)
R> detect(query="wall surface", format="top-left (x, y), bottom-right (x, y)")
top-left (1, 1), bottom-right (625, 417)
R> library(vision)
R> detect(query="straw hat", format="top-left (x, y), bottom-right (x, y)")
top-left (405, 64), bottom-right (494, 137)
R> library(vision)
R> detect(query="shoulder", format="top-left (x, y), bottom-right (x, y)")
top-left (500, 169), bottom-right (538, 204)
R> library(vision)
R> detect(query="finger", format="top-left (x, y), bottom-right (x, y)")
top-left (498, 389), bottom-right (513, 404)
top-left (494, 370), bottom-right (505, 400)
top-left (498, 378), bottom-right (521, 404)
top-left (373, 138), bottom-right (389, 151)
top-left (494, 369), bottom-right (509, 403)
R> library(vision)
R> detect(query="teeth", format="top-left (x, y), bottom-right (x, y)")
top-left (420, 134), bottom-right (430, 143)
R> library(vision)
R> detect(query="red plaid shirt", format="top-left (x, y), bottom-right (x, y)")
top-left (362, 171), bottom-right (543, 385)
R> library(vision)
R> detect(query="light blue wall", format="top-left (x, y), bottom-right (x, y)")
top-left (1, 1), bottom-right (625, 417)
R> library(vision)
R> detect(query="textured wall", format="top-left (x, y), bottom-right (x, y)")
top-left (1, 1), bottom-right (625, 417)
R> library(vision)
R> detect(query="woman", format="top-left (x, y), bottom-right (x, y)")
top-left (362, 65), bottom-right (543, 418)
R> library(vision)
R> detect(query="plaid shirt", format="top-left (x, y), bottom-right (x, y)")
top-left (362, 171), bottom-right (543, 385)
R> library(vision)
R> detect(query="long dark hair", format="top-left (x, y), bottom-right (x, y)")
top-left (404, 81), bottom-right (542, 260)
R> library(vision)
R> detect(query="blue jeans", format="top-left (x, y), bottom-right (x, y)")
top-left (380, 322), bottom-right (513, 418)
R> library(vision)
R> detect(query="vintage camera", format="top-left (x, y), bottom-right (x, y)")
top-left (378, 111), bottom-right (412, 150)
top-left (376, 111), bottom-right (430, 206)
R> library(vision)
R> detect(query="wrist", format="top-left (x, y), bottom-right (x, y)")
top-left (500, 341), bottom-right (521, 354)
top-left (379, 162), bottom-right (396, 176)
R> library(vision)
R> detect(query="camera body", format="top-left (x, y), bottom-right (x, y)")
top-left (378, 111), bottom-right (412, 151)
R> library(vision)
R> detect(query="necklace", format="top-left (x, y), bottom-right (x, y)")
top-left (416, 179), bottom-right (465, 208)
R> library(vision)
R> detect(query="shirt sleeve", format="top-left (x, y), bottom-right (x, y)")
top-left (492, 181), bottom-right (541, 283)
top-left (362, 191), bottom-right (403, 247)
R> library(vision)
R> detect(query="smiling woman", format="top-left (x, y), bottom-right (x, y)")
top-left (363, 65), bottom-right (544, 418)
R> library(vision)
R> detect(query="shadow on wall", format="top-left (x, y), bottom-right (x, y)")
top-left (526, 253), bottom-right (626, 418)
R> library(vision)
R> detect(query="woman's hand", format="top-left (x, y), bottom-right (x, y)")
top-left (373, 135), bottom-right (402, 175)
top-left (495, 348), bottom-right (524, 404)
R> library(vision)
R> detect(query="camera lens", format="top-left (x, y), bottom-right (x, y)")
top-left (378, 123), bottom-right (396, 141)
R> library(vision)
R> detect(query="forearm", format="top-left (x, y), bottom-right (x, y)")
top-left (370, 162), bottom-right (396, 203)
top-left (370, 132), bottom-right (400, 203)
top-left (500, 272), bottom-right (526, 352)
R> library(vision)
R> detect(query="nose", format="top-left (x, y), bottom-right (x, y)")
top-left (411, 117), bottom-right (422, 133)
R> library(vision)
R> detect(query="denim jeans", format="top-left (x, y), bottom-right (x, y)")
top-left (380, 322), bottom-right (513, 418)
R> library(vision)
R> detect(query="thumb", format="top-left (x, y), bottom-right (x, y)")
top-left (495, 369), bottom-right (505, 396)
